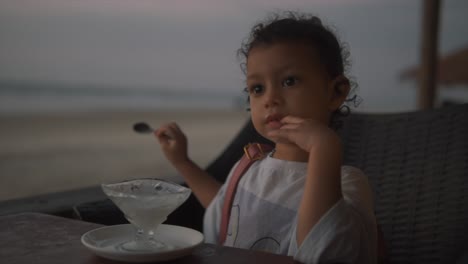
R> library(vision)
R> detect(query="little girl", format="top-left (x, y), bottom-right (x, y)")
top-left (155, 12), bottom-right (377, 263)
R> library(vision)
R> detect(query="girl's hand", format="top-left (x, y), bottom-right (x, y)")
top-left (267, 116), bottom-right (340, 152)
top-left (154, 122), bottom-right (190, 167)
top-left (271, 116), bottom-right (344, 247)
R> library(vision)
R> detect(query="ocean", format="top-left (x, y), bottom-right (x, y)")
top-left (0, 81), bottom-right (245, 113)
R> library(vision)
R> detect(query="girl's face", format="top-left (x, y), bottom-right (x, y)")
top-left (246, 41), bottom-right (346, 142)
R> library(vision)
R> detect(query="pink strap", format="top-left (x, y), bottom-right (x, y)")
top-left (218, 143), bottom-right (273, 244)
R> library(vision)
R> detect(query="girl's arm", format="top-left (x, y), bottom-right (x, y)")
top-left (155, 122), bottom-right (222, 208)
top-left (172, 159), bottom-right (222, 208)
top-left (296, 135), bottom-right (342, 246)
top-left (268, 116), bottom-right (343, 247)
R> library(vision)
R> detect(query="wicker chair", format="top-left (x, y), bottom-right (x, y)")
top-left (74, 103), bottom-right (468, 263)
top-left (337, 103), bottom-right (468, 264)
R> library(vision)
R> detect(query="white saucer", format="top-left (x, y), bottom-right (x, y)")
top-left (81, 224), bottom-right (204, 263)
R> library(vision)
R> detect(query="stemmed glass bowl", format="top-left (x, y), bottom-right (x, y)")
top-left (101, 179), bottom-right (191, 251)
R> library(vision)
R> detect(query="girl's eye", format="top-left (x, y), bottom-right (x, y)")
top-left (248, 85), bottom-right (264, 95)
top-left (282, 76), bottom-right (298, 87)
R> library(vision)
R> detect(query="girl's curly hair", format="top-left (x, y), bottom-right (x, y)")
top-left (238, 12), bottom-right (361, 130)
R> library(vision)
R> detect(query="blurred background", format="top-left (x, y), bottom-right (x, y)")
top-left (1, 0), bottom-right (467, 202)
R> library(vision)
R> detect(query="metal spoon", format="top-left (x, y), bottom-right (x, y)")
top-left (133, 122), bottom-right (155, 134)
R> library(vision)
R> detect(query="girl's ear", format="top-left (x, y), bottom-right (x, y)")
top-left (328, 75), bottom-right (351, 111)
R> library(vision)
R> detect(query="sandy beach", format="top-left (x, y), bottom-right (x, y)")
top-left (0, 110), bottom-right (249, 201)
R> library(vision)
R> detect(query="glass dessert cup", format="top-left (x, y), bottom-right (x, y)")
top-left (101, 179), bottom-right (191, 252)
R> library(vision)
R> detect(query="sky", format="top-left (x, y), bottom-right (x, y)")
top-left (1, 0), bottom-right (467, 112)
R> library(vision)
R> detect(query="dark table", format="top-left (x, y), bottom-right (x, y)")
top-left (0, 213), bottom-right (299, 264)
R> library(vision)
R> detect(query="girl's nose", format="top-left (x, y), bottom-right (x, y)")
top-left (264, 86), bottom-right (282, 108)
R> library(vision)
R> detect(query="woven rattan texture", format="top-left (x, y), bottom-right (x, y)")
top-left (338, 104), bottom-right (468, 264)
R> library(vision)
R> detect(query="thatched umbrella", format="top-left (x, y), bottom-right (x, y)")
top-left (400, 46), bottom-right (468, 87)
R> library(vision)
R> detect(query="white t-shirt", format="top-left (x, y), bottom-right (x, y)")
top-left (203, 155), bottom-right (377, 264)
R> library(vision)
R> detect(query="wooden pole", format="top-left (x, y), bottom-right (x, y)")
top-left (418, 0), bottom-right (441, 109)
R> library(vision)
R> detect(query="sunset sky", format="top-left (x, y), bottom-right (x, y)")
top-left (1, 0), bottom-right (467, 111)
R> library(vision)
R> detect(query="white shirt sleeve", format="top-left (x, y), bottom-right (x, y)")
top-left (288, 167), bottom-right (377, 264)
top-left (203, 160), bottom-right (241, 244)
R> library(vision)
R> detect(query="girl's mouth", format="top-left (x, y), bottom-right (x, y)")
top-left (266, 114), bottom-right (284, 129)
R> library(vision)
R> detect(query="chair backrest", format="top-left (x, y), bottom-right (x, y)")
top-left (337, 103), bottom-right (468, 264)
top-left (170, 104), bottom-right (468, 264)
